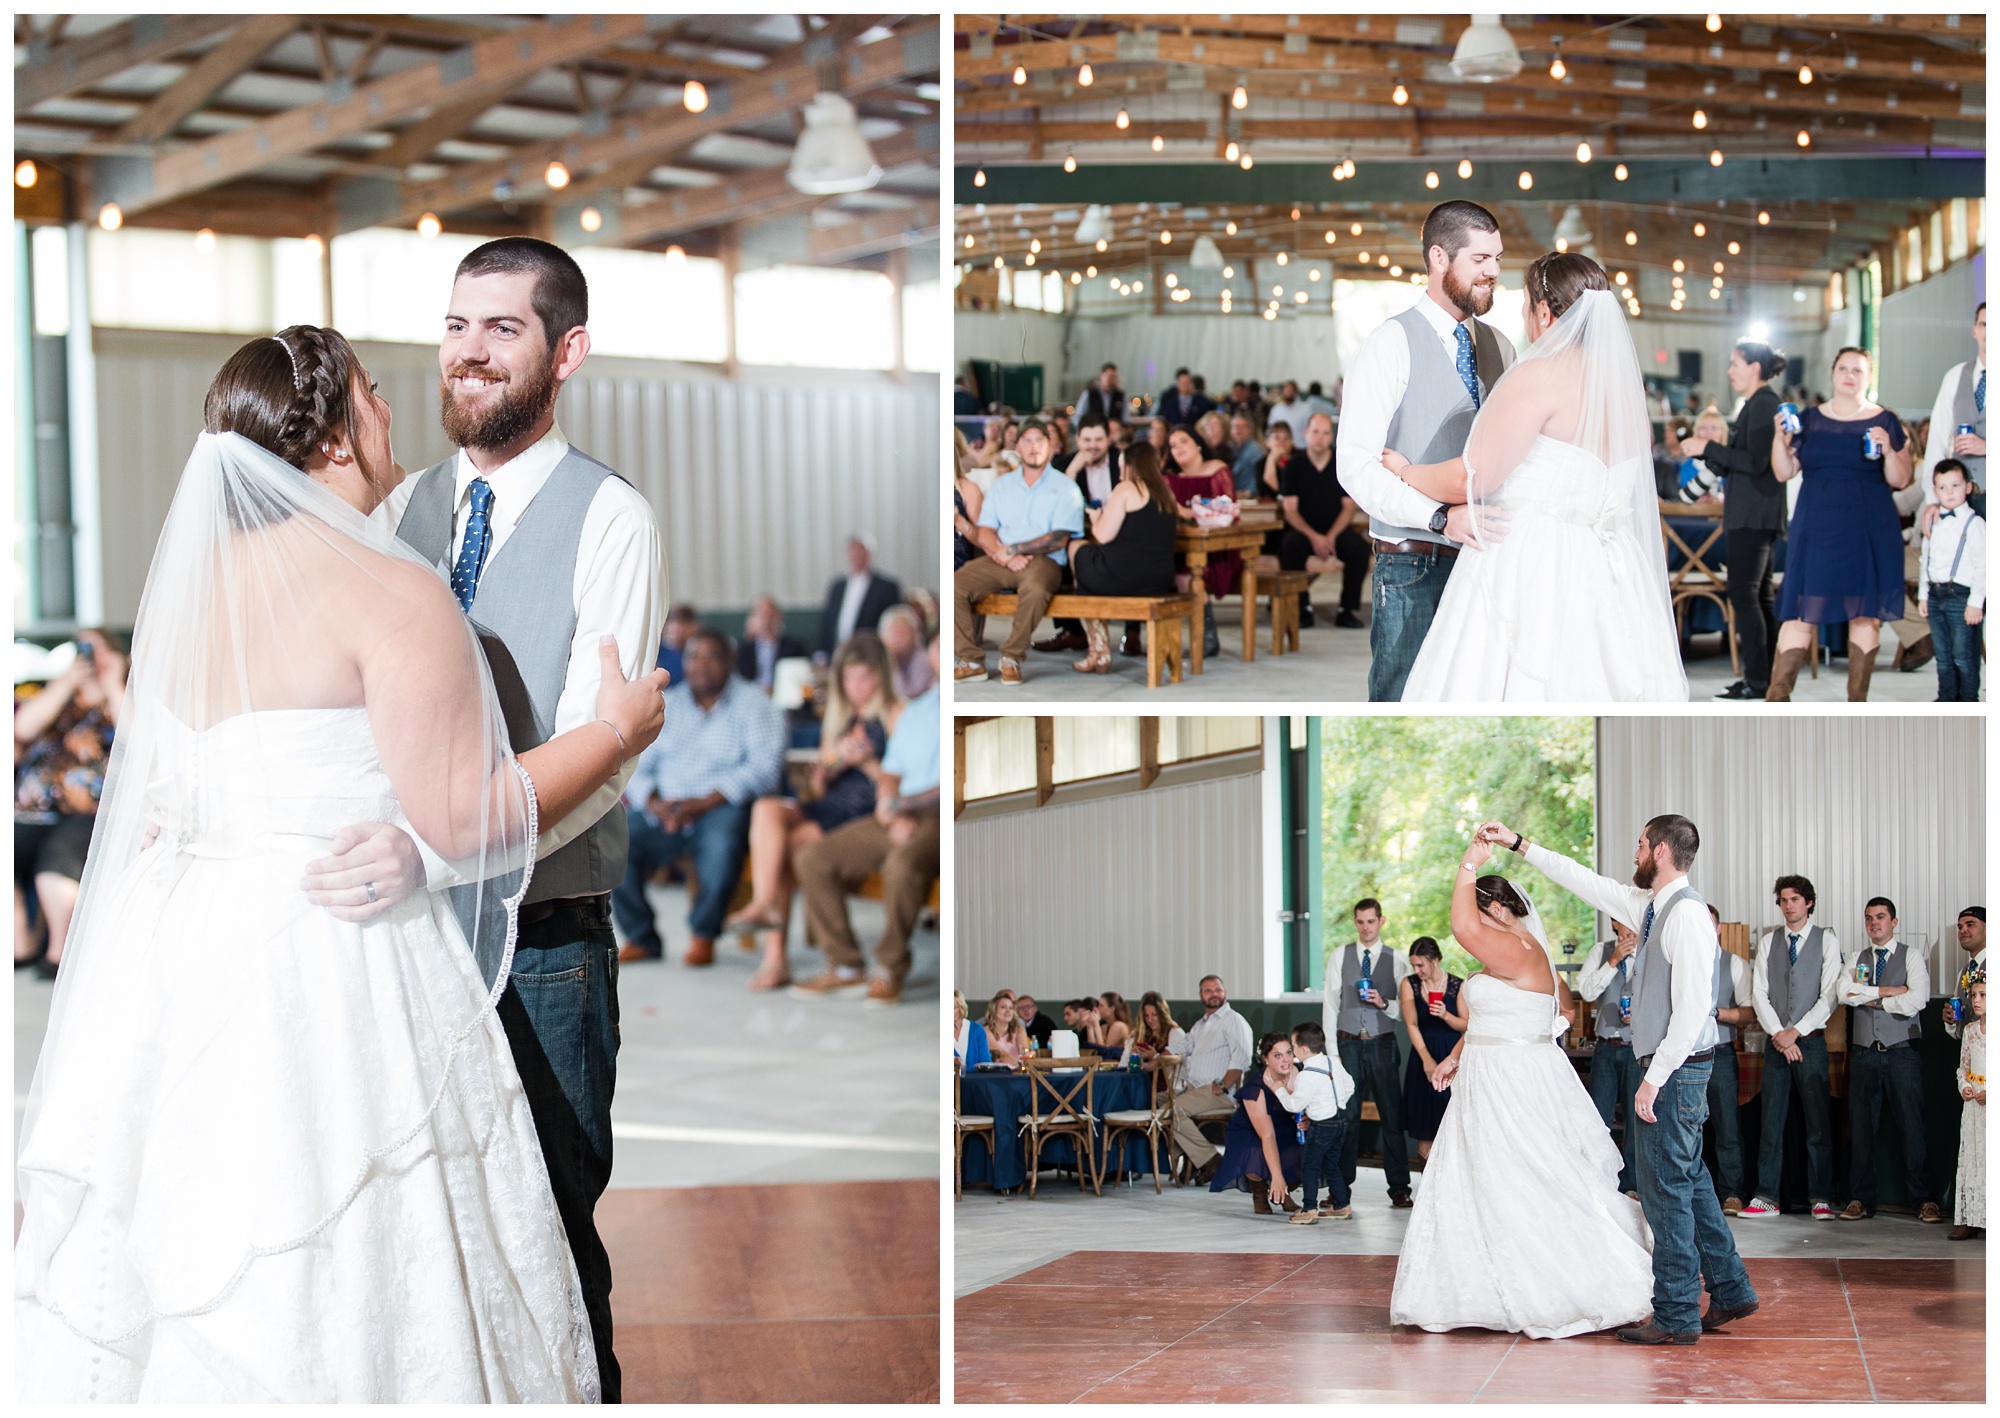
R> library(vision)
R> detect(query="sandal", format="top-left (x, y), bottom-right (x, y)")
top-left (724, 902), bottom-right (785, 934)
top-left (746, 962), bottom-right (794, 991)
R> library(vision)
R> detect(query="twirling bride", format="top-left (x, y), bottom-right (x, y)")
top-left (1383, 252), bottom-right (1689, 702)
top-left (1389, 828), bottom-right (1654, 1339)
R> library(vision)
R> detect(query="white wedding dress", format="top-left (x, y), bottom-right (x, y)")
top-left (1389, 970), bottom-right (1654, 1339)
top-left (14, 708), bottom-right (599, 1402)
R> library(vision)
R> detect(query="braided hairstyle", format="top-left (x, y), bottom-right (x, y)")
top-left (1523, 251), bottom-right (1610, 321)
top-left (204, 325), bottom-right (363, 473)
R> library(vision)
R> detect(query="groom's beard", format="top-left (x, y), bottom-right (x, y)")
top-left (1441, 266), bottom-right (1496, 320)
top-left (1632, 854), bottom-right (1658, 891)
top-left (440, 356), bottom-right (559, 452)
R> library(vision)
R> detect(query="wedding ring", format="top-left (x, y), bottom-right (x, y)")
top-left (366, 882), bottom-right (378, 903)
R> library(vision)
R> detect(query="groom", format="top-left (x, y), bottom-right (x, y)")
top-left (1484, 813), bottom-right (1759, 1345)
top-left (1336, 201), bottom-right (1513, 700)
top-left (307, 237), bottom-right (663, 1399)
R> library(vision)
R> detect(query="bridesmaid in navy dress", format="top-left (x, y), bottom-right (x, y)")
top-left (1398, 937), bottom-right (1469, 1160)
top-left (1766, 346), bottom-right (1914, 701)
top-left (1210, 1032), bottom-right (1303, 1214)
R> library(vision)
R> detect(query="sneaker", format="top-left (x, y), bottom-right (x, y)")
top-left (1288, 1210), bottom-right (1320, 1225)
top-left (998, 657), bottom-right (1025, 686)
top-left (1722, 1196), bottom-right (1744, 1216)
top-left (1825, 1202), bottom-right (1852, 1220)
top-left (954, 659), bottom-right (988, 682)
top-left (1738, 1197), bottom-right (1780, 1217)
top-left (789, 971), bottom-right (866, 999)
top-left (1322, 1205), bottom-right (1353, 1219)
top-left (862, 976), bottom-right (902, 1009)
top-left (1919, 1202), bottom-right (1944, 1224)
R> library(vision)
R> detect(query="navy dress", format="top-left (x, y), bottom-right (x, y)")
top-left (803, 717), bottom-right (888, 831)
top-left (1208, 1077), bottom-right (1302, 1194)
top-left (1401, 975), bottom-right (1463, 1142)
top-left (954, 488), bottom-right (978, 569)
top-left (1777, 406), bottom-right (1908, 625)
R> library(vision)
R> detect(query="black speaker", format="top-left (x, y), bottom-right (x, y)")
top-left (1678, 351), bottom-right (1703, 384)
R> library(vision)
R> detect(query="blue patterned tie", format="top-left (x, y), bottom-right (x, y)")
top-left (450, 478), bottom-right (495, 612)
top-left (1788, 932), bottom-right (1800, 966)
top-left (1977, 369), bottom-right (1986, 414)
top-left (1640, 902), bottom-right (1656, 947)
top-left (1454, 323), bottom-right (1481, 409)
top-left (1874, 947), bottom-right (1888, 981)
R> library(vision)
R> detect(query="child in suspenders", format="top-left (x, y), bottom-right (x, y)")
top-left (1917, 458), bottom-right (1985, 702)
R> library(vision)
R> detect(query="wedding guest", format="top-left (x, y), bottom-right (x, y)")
top-left (1015, 994), bottom-right (1055, 1049)
top-left (878, 604), bottom-right (935, 701)
top-left (1305, 381), bottom-right (1338, 423)
top-left (952, 418), bottom-right (1086, 686)
top-left (1916, 459), bottom-right (1985, 701)
top-left (1064, 416), bottom-right (1123, 509)
top-left (984, 992), bottom-right (1032, 1067)
top-left (1267, 379), bottom-right (1313, 438)
top-left (1683, 341), bottom-right (1786, 698)
top-left (1277, 1020), bottom-right (1356, 1222)
top-left (1066, 442), bottom-right (1179, 673)
top-left (1278, 412), bottom-right (1369, 630)
top-left (1146, 415), bottom-right (1170, 455)
top-left (1950, 973), bottom-right (1985, 1240)
top-left (1076, 362), bottom-right (1126, 425)
top-left (1397, 937), bottom-right (1467, 1163)
top-left (1323, 899), bottom-right (1414, 1208)
top-left (1578, 920), bottom-right (1644, 1192)
top-left (817, 534), bottom-right (903, 661)
top-left (955, 990), bottom-right (992, 1071)
top-left (1917, 303), bottom-right (1986, 530)
top-left (657, 602), bottom-right (699, 687)
top-left (1208, 1031), bottom-right (1303, 1215)
top-left (1165, 424), bottom-right (1239, 658)
top-left (1228, 414), bottom-right (1265, 497)
top-left (1742, 875), bottom-right (1843, 1219)
top-left (1086, 992), bottom-right (1133, 1051)
top-left (1172, 974), bottom-right (1256, 1183)
top-left (1836, 897), bottom-right (1941, 1223)
top-left (1766, 347), bottom-right (1914, 701)
top-left (1707, 907), bottom-right (1756, 1215)
top-left (1134, 992), bottom-right (1188, 1095)
top-left (954, 455), bottom-right (985, 569)
top-left (1259, 419), bottom-right (1296, 497)
top-left (1948, 907), bottom-right (1986, 1041)
top-left (1157, 367), bottom-right (1214, 426)
top-left (1107, 414), bottom-right (1133, 450)
top-left (613, 629), bottom-right (783, 966)
top-left (735, 596), bottom-right (807, 691)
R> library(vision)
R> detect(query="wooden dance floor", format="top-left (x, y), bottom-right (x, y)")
top-left (606, 1179), bottom-right (939, 1403)
top-left (956, 1251), bottom-right (1984, 1403)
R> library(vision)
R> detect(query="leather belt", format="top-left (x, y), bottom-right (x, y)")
top-left (1375, 539), bottom-right (1459, 560)
top-left (1638, 1047), bottom-right (1714, 1069)
top-left (518, 893), bottom-right (612, 929)
top-left (1335, 1030), bottom-right (1385, 1041)
top-left (1861, 1040), bottom-right (1914, 1052)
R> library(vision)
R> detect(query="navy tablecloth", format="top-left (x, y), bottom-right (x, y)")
top-left (959, 1069), bottom-right (1160, 1190)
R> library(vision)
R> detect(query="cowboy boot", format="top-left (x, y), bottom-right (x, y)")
top-left (1764, 646), bottom-right (1808, 702)
top-left (1847, 646), bottom-right (1877, 701)
top-left (1072, 618), bottom-right (1111, 674)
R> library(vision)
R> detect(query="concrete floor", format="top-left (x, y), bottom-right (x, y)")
top-left (954, 578), bottom-right (1957, 703)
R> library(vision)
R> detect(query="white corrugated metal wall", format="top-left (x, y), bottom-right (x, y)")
top-left (1879, 258), bottom-right (1982, 413)
top-left (92, 328), bottom-right (939, 625)
top-left (954, 769), bottom-right (1265, 1003)
top-left (1597, 716), bottom-right (1985, 992)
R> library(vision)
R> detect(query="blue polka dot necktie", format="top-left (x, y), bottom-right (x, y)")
top-left (1977, 369), bottom-right (1986, 414)
top-left (1454, 323), bottom-right (1481, 409)
top-left (450, 477), bottom-right (495, 612)
top-left (1788, 932), bottom-right (1800, 966)
top-left (1640, 901), bottom-right (1656, 947)
top-left (1874, 947), bottom-right (1888, 981)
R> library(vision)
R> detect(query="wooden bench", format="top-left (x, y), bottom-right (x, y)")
top-left (1264, 570), bottom-right (1310, 656)
top-left (972, 592), bottom-right (1197, 689)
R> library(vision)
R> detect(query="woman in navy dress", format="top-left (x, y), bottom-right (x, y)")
top-left (1398, 937), bottom-right (1469, 1158)
top-left (1209, 1031), bottom-right (1303, 1214)
top-left (1766, 346), bottom-right (1914, 701)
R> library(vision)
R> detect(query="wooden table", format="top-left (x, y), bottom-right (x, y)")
top-left (1176, 505), bottom-right (1282, 671)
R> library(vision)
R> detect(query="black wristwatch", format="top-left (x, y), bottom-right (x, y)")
top-left (1428, 504), bottom-right (1451, 535)
top-left (1510, 832), bottom-right (1525, 853)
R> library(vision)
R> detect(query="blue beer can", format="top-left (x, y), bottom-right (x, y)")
top-left (1959, 423), bottom-right (1978, 441)
top-left (1619, 993), bottom-right (1632, 1019)
top-left (1862, 425), bottom-right (1885, 460)
top-left (1776, 402), bottom-right (1802, 437)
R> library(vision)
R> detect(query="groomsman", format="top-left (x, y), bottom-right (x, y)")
top-left (1947, 906), bottom-right (1985, 1040)
top-left (1322, 900), bottom-right (1412, 1207)
top-left (1742, 875), bottom-right (1843, 1220)
top-left (1706, 904), bottom-right (1756, 1215)
top-left (1837, 898), bottom-right (1943, 1222)
top-left (1577, 920), bottom-right (1644, 1193)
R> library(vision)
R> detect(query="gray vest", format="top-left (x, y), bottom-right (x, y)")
top-left (1591, 940), bottom-right (1633, 1042)
top-left (1764, 923), bottom-right (1825, 1033)
top-left (1713, 948), bottom-right (1739, 1045)
top-left (396, 447), bottom-right (630, 905)
top-left (1852, 939), bottom-right (1922, 1048)
top-left (1951, 361), bottom-right (1985, 483)
top-left (1373, 306), bottom-right (1508, 546)
top-left (1338, 943), bottom-right (1399, 1038)
top-left (1631, 886), bottom-right (1719, 1063)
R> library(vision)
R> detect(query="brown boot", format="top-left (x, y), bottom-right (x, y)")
top-left (1072, 618), bottom-right (1111, 673)
top-left (1765, 646), bottom-right (1809, 701)
top-left (1846, 647), bottom-right (1877, 701)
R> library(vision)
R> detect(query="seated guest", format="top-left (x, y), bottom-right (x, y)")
top-left (1667, 407), bottom-right (1729, 503)
top-left (613, 628), bottom-right (784, 967)
top-left (1065, 415), bottom-right (1123, 508)
top-left (1397, 937), bottom-right (1468, 1163)
top-left (1090, 991), bottom-right (1134, 1051)
top-left (1836, 897), bottom-right (1941, 1223)
top-left (1165, 425), bottom-right (1239, 658)
top-left (1952, 972), bottom-right (1986, 1240)
top-left (879, 604), bottom-right (936, 701)
top-left (736, 595), bottom-right (808, 691)
top-left (955, 989), bottom-right (992, 1071)
top-left (1146, 416), bottom-right (1171, 456)
top-left (1015, 993), bottom-right (1055, 1049)
top-left (729, 632), bottom-right (902, 990)
top-left (1107, 414), bottom-right (1133, 450)
top-left (954, 457), bottom-right (985, 569)
top-left (1133, 991), bottom-right (1188, 1060)
top-left (952, 419), bottom-right (1086, 686)
top-left (1228, 413), bottom-right (1265, 498)
top-left (1195, 410), bottom-right (1230, 466)
top-left (658, 602), bottom-right (699, 687)
top-left (1917, 458), bottom-right (1984, 703)
top-left (1260, 419), bottom-right (1296, 498)
top-left (1275, 1020), bottom-right (1356, 1222)
top-left (1067, 443), bottom-right (1179, 673)
top-left (984, 991), bottom-right (1033, 1067)
top-left (1209, 1031), bottom-right (1304, 1215)
top-left (1172, 974), bottom-right (1255, 1182)
top-left (818, 534), bottom-right (902, 662)
top-left (790, 636), bottom-right (941, 1007)
top-left (1305, 381), bottom-right (1338, 422)
top-left (1743, 874), bottom-right (1842, 1218)
top-left (1268, 380), bottom-right (1313, 438)
top-left (1279, 412), bottom-right (1370, 630)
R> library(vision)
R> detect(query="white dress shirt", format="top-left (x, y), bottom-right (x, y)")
top-left (1267, 398), bottom-right (1315, 437)
top-left (382, 422), bottom-right (666, 862)
top-left (1337, 294), bottom-right (1517, 541)
top-left (1179, 1003), bottom-right (1254, 1091)
top-left (1522, 845), bottom-right (1717, 1088)
top-left (1919, 505), bottom-right (1986, 610)
top-left (1322, 940), bottom-right (1409, 1042)
top-left (1837, 935), bottom-right (1931, 1017)
top-left (1274, 1051), bottom-right (1357, 1120)
top-left (1920, 358), bottom-right (1986, 508)
top-left (1750, 920), bottom-right (1844, 1040)
top-left (835, 572), bottom-right (872, 645)
top-left (1577, 938), bottom-right (1637, 1039)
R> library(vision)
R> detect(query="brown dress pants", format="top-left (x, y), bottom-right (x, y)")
top-left (797, 812), bottom-right (941, 985)
top-left (953, 554), bottom-right (1063, 662)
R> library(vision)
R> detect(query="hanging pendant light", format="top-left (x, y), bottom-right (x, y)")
top-left (1450, 15), bottom-right (1523, 83)
top-left (788, 93), bottom-right (883, 193)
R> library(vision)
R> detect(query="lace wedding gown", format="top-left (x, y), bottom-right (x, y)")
top-left (1390, 971), bottom-right (1654, 1339)
top-left (15, 708), bottom-right (598, 1402)
top-left (1401, 437), bottom-right (1689, 701)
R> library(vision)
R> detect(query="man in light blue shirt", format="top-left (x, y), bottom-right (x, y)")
top-left (793, 638), bottom-right (942, 1007)
top-left (952, 418), bottom-right (1086, 685)
top-left (612, 628), bottom-right (783, 966)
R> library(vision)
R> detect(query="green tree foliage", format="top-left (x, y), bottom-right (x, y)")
top-left (1320, 717), bottom-right (1595, 979)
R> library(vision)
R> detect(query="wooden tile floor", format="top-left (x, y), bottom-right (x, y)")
top-left (955, 1251), bottom-right (1984, 1403)
top-left (606, 1179), bottom-right (939, 1403)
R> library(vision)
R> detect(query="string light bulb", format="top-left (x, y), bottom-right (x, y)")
top-left (1064, 153), bottom-right (1076, 172)
top-left (194, 227), bottom-right (216, 252)
top-left (683, 81), bottom-right (708, 113)
top-left (666, 244), bottom-right (686, 265)
top-left (1798, 64), bottom-right (1813, 85)
top-left (1116, 109), bottom-right (1129, 129)
top-left (1796, 129), bottom-right (1811, 147)
top-left (98, 203), bottom-right (123, 231)
top-left (1225, 141), bottom-right (1239, 162)
top-left (1226, 220), bottom-right (1238, 235)
top-left (1232, 84), bottom-right (1248, 109)
top-left (963, 233), bottom-right (975, 249)
top-left (578, 207), bottom-right (601, 234)
top-left (1458, 159), bottom-right (1473, 179)
top-left (1692, 110), bottom-right (1708, 130)
top-left (1727, 240), bottom-right (1740, 255)
top-left (1078, 63), bottom-right (1094, 86)
top-left (1392, 84), bottom-right (1410, 106)
top-left (1550, 54), bottom-right (1566, 80)
top-left (13, 159), bottom-right (36, 188)
top-left (1672, 258), bottom-right (1685, 272)
top-left (1706, 13), bottom-right (1722, 31)
top-left (1029, 237), bottom-right (1041, 253)
top-left (1518, 170), bottom-right (1533, 190)
top-left (1758, 210), bottom-right (1771, 226)
top-left (1096, 238), bottom-right (1107, 252)
top-left (973, 169), bottom-right (986, 187)
top-left (1694, 222), bottom-right (1707, 236)
top-left (1239, 152), bottom-right (1253, 170)
top-left (418, 213), bottom-right (442, 238)
top-left (1013, 64), bottom-right (1027, 85)
top-left (1351, 222), bottom-right (1363, 236)
top-left (1576, 142), bottom-right (1592, 163)
top-left (1324, 229), bottom-right (1336, 243)
top-left (1160, 229), bottom-right (1172, 244)
top-left (545, 161), bottom-right (569, 190)
top-left (1426, 170), bottom-right (1440, 188)
top-left (1709, 149), bottom-right (1724, 166)
top-left (1614, 163), bottom-right (1629, 181)
top-left (1151, 134), bottom-right (1164, 152)
top-left (1625, 230), bottom-right (1638, 245)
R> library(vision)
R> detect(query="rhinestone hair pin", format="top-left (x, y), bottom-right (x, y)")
top-left (270, 333), bottom-right (304, 390)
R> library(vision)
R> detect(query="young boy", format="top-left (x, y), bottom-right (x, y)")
top-left (1276, 1020), bottom-right (1357, 1223)
top-left (1918, 458), bottom-right (1985, 701)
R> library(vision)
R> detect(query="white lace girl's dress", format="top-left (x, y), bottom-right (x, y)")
top-left (1957, 1019), bottom-right (1985, 1229)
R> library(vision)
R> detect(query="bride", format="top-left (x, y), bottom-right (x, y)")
top-left (1384, 252), bottom-right (1688, 701)
top-left (1390, 830), bottom-right (1653, 1339)
top-left (15, 327), bottom-right (668, 1400)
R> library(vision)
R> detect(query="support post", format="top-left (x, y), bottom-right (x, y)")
top-left (64, 221), bottom-right (102, 627)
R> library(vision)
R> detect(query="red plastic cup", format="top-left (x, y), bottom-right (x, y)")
top-left (1427, 991), bottom-right (1444, 1012)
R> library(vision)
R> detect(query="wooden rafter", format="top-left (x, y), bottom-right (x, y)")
top-left (16, 14), bottom-right (241, 113)
top-left (112, 15), bottom-right (300, 146)
top-left (808, 200), bottom-right (942, 263)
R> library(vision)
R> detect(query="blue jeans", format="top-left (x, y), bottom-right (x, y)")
top-left (609, 800), bottom-right (751, 949)
top-left (1368, 548), bottom-right (1454, 701)
top-left (497, 898), bottom-right (622, 1400)
top-left (1928, 584), bottom-right (1982, 701)
top-left (1847, 1042), bottom-right (1932, 1210)
top-left (1754, 1032), bottom-right (1833, 1206)
top-left (1706, 1046), bottom-right (1746, 1202)
top-left (1588, 1038), bottom-right (1642, 1193)
top-left (1634, 1056), bottom-right (1758, 1334)
top-left (1300, 1114), bottom-right (1350, 1211)
top-left (1337, 1033), bottom-right (1410, 1195)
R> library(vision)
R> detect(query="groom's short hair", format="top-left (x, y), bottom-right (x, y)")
top-left (1420, 200), bottom-right (1500, 266)
top-left (455, 237), bottom-right (588, 353)
top-left (1642, 813), bottom-right (1700, 870)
